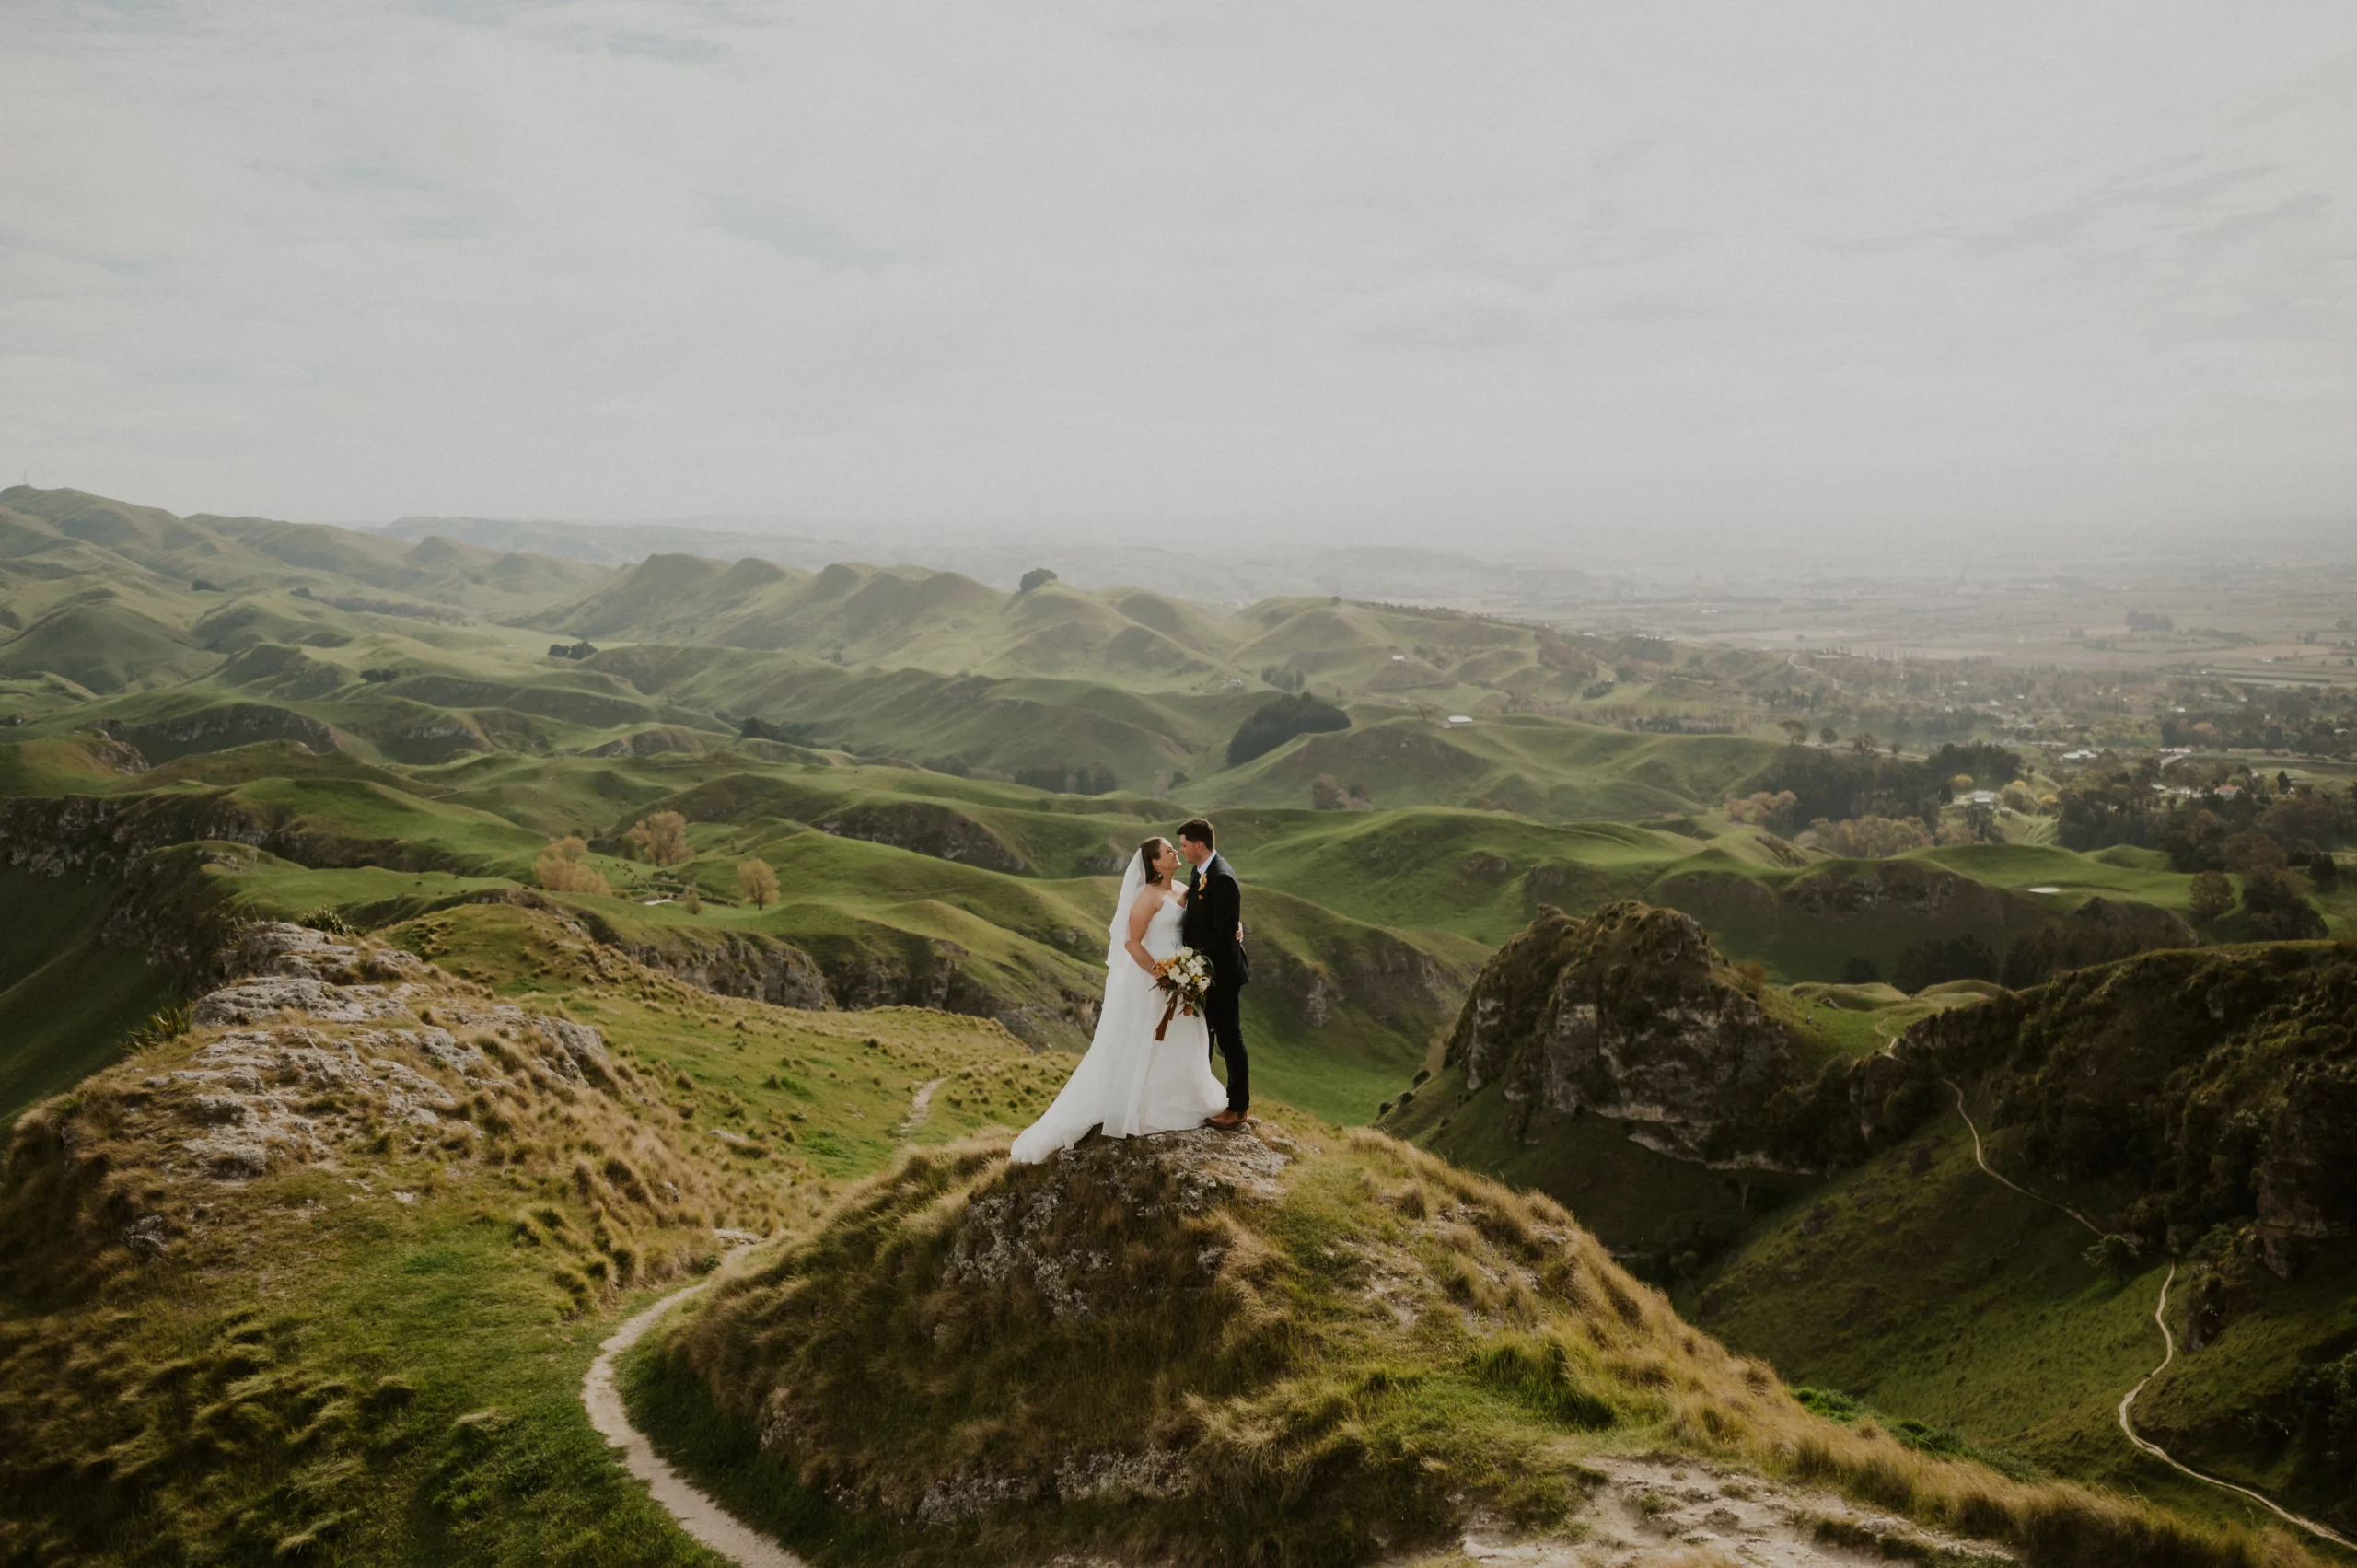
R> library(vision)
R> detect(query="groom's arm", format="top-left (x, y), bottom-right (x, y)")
top-left (1208, 872), bottom-right (1242, 947)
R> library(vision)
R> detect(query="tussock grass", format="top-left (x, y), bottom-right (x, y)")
top-left (0, 902), bottom-right (1040, 1564)
top-left (633, 1117), bottom-right (2326, 1568)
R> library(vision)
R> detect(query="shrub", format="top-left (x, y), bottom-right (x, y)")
top-left (737, 858), bottom-right (778, 909)
top-left (1227, 692), bottom-right (1350, 767)
top-left (1725, 790), bottom-right (1801, 831)
top-left (534, 836), bottom-right (611, 895)
top-left (626, 811), bottom-right (691, 866)
top-left (1817, 815), bottom-right (1932, 859)
top-left (2083, 1233), bottom-right (2140, 1280)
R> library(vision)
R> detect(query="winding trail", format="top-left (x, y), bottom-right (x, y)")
top-left (898, 1075), bottom-right (948, 1137)
top-left (1943, 1080), bottom-right (2353, 1551)
top-left (584, 1085), bottom-right (953, 1567)
top-left (584, 1268), bottom-right (807, 1568)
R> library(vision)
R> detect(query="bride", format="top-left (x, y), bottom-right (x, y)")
top-left (1010, 835), bottom-right (1231, 1164)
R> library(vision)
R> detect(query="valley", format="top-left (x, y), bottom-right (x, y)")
top-left (0, 482), bottom-right (2351, 1566)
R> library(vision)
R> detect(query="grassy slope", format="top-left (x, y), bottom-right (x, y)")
top-left (1205, 714), bottom-right (1778, 817)
top-left (0, 867), bottom-right (177, 1142)
top-left (1377, 971), bottom-right (1945, 1270)
top-left (0, 900), bottom-right (1065, 1565)
top-left (624, 1117), bottom-right (2320, 1568)
top-left (1694, 1105), bottom-right (2357, 1539)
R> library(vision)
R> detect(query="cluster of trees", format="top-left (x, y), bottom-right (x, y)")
top-left (737, 714), bottom-right (821, 745)
top-left (1014, 763), bottom-right (1118, 796)
top-left (1017, 567), bottom-right (1058, 592)
top-left (533, 835), bottom-right (610, 896)
top-left (532, 810), bottom-right (781, 910)
top-left (1724, 789), bottom-right (1800, 832)
top-left (1816, 815), bottom-right (1933, 858)
top-left (1259, 665), bottom-right (1307, 692)
top-left (1227, 692), bottom-right (1350, 766)
top-left (2157, 682), bottom-right (2357, 757)
top-left (547, 640), bottom-right (598, 660)
top-left (1308, 774), bottom-right (1371, 810)
top-left (1893, 935), bottom-right (2000, 993)
top-left (1747, 745), bottom-right (1944, 827)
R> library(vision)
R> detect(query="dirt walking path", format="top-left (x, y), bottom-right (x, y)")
top-left (584, 1271), bottom-right (807, 1568)
top-left (1943, 1081), bottom-right (2352, 1551)
top-left (898, 1075), bottom-right (948, 1137)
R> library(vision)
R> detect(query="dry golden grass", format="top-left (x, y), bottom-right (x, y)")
top-left (631, 1115), bottom-right (2325, 1568)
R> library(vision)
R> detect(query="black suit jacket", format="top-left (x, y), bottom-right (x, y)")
top-left (1181, 853), bottom-right (1248, 988)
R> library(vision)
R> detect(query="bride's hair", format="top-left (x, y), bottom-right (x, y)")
top-left (1136, 836), bottom-right (1171, 885)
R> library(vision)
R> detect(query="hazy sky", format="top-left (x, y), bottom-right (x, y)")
top-left (3, 2), bottom-right (2352, 551)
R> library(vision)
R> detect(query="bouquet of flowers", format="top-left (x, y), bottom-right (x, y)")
top-left (1153, 947), bottom-right (1213, 1040)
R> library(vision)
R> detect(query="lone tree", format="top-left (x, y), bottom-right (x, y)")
top-left (1018, 567), bottom-right (1058, 592)
top-left (2187, 868), bottom-right (2234, 924)
top-left (1309, 773), bottom-right (1348, 810)
top-left (627, 810), bottom-right (692, 866)
top-left (533, 836), bottom-right (610, 896)
top-left (1778, 718), bottom-right (1808, 745)
top-left (738, 857), bottom-right (779, 909)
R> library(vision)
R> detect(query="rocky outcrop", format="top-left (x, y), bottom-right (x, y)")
top-left (811, 800), bottom-right (1028, 874)
top-left (95, 703), bottom-right (344, 763)
top-left (580, 726), bottom-right (711, 758)
top-left (540, 891), bottom-right (1094, 1050)
top-left (0, 791), bottom-right (280, 879)
top-left (1445, 902), bottom-right (1803, 1163)
top-left (939, 1126), bottom-right (1291, 1320)
top-left (145, 921), bottom-right (632, 1181)
top-left (1891, 942), bottom-right (2357, 1271)
top-left (1260, 929), bottom-right (1463, 1033)
top-left (613, 928), bottom-right (829, 1011)
top-left (0, 789), bottom-right (468, 885)
top-left (2255, 1074), bottom-right (2357, 1273)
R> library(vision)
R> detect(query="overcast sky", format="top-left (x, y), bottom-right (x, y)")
top-left (2, 2), bottom-right (2352, 553)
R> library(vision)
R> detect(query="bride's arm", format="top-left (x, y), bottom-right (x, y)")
top-left (1123, 889), bottom-right (1165, 976)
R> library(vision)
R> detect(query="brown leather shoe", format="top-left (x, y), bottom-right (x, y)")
top-left (1207, 1109), bottom-right (1246, 1130)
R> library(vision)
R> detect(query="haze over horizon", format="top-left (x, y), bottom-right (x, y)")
top-left (4, 2), bottom-right (2353, 556)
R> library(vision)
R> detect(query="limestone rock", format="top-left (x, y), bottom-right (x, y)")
top-left (192, 976), bottom-right (412, 1027)
top-left (1446, 902), bottom-right (1798, 1162)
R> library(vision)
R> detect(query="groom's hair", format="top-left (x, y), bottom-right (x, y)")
top-left (1136, 836), bottom-right (1170, 884)
top-left (1178, 818), bottom-right (1215, 850)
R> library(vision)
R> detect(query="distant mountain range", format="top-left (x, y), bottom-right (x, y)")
top-left (377, 514), bottom-right (1606, 609)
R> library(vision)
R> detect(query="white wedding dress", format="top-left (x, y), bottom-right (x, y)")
top-left (1009, 859), bottom-right (1229, 1165)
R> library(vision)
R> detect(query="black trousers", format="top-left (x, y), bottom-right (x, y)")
top-left (1204, 982), bottom-right (1248, 1114)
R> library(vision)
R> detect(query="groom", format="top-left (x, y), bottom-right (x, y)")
top-left (1177, 818), bottom-right (1249, 1129)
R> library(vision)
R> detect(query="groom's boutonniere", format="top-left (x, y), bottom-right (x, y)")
top-left (1153, 947), bottom-right (1213, 1040)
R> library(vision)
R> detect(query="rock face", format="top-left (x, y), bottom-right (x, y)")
top-left (146, 921), bottom-right (633, 1181)
top-left (811, 800), bottom-right (1029, 874)
top-left (1891, 942), bottom-right (2357, 1272)
top-left (0, 788), bottom-right (466, 882)
top-left (1446, 902), bottom-right (1801, 1162)
top-left (940, 1126), bottom-right (1291, 1320)
top-left (96, 704), bottom-right (344, 763)
top-left (611, 927), bottom-right (830, 1012)
top-left (579, 726), bottom-right (709, 758)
